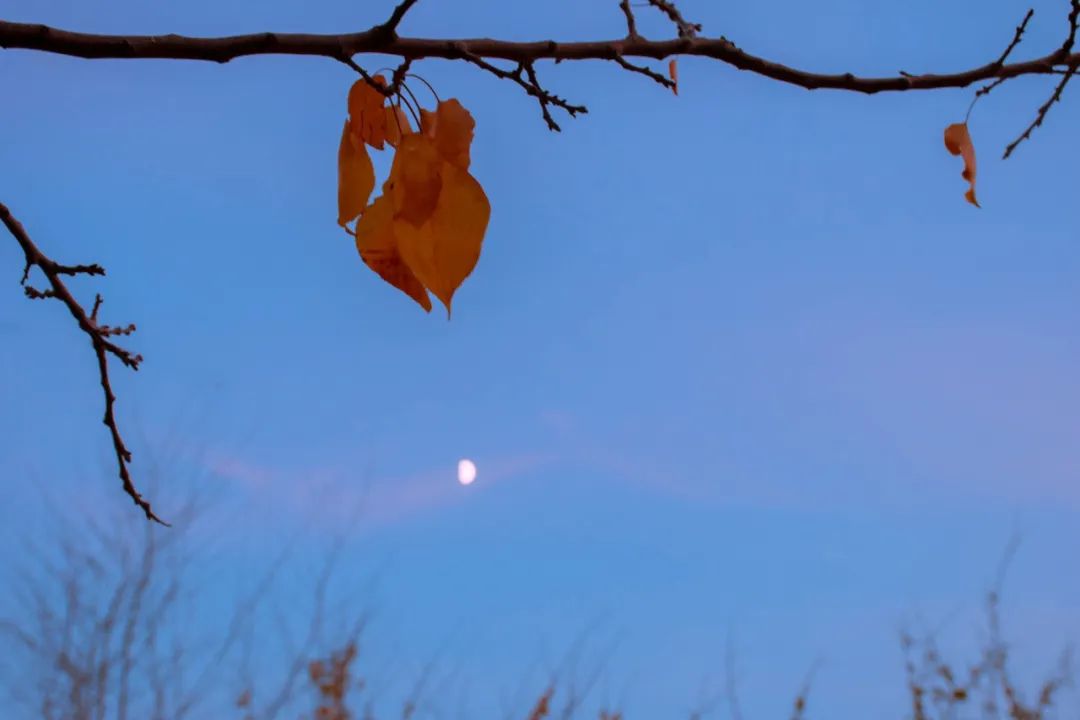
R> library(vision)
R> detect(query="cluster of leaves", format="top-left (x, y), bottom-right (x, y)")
top-left (337, 75), bottom-right (490, 316)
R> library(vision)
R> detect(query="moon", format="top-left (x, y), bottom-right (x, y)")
top-left (457, 458), bottom-right (477, 486)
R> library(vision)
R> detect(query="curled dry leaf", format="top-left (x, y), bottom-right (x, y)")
top-left (943, 122), bottom-right (979, 207)
top-left (669, 59), bottom-right (679, 95)
top-left (337, 119), bottom-right (375, 227)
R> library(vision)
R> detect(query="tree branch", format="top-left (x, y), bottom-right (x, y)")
top-left (2, 19), bottom-right (1079, 94)
top-left (618, 1), bottom-right (640, 40)
top-left (644, 0), bottom-right (703, 39)
top-left (0, 201), bottom-right (167, 526)
top-left (378, 0), bottom-right (423, 38)
top-left (453, 48), bottom-right (587, 131)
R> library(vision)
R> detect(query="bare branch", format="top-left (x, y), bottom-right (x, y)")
top-left (0, 201), bottom-right (166, 525)
top-left (1003, 62), bottom-right (1078, 158)
top-left (999, 2), bottom-right (1080, 157)
top-left (379, 0), bottom-right (422, 38)
top-left (724, 637), bottom-right (744, 720)
top-left (1062, 0), bottom-right (1080, 53)
top-left (963, 10), bottom-right (1034, 120)
top-left (2, 19), bottom-right (1080, 95)
top-left (645, 0), bottom-right (703, 39)
top-left (613, 53), bottom-right (675, 91)
top-left (618, 1), bottom-right (639, 40)
top-left (454, 48), bottom-right (587, 131)
top-left (996, 8), bottom-right (1035, 68)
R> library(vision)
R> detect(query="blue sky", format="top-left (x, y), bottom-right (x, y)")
top-left (2, 0), bottom-right (1080, 716)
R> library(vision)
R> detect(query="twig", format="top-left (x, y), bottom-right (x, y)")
top-left (0, 201), bottom-right (166, 525)
top-left (789, 660), bottom-right (820, 720)
top-left (453, 46), bottom-right (587, 130)
top-left (645, 0), bottom-right (702, 39)
top-left (1003, 61), bottom-right (1078, 158)
top-left (613, 52), bottom-right (675, 90)
top-left (1062, 0), bottom-right (1080, 53)
top-left (1001, 1), bottom-right (1080, 157)
top-left (964, 9), bottom-right (1035, 121)
top-left (724, 636), bottom-right (744, 720)
top-left (618, 1), bottom-right (639, 39)
top-left (996, 8), bottom-right (1036, 67)
top-left (378, 0), bottom-right (422, 38)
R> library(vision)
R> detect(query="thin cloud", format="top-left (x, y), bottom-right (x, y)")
top-left (204, 448), bottom-right (553, 534)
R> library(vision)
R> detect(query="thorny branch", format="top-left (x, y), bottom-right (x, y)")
top-left (3, 0), bottom-right (1080, 517)
top-left (0, 202), bottom-right (167, 526)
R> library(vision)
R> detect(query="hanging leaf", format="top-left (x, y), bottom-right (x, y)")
top-left (337, 120), bottom-right (375, 227)
top-left (354, 194), bottom-right (432, 312)
top-left (387, 133), bottom-right (443, 227)
top-left (668, 59), bottom-right (679, 96)
top-left (943, 122), bottom-right (979, 208)
top-left (342, 86), bottom-right (490, 316)
top-left (347, 75), bottom-right (388, 150)
top-left (395, 161), bottom-right (491, 316)
top-left (432, 99), bottom-right (475, 170)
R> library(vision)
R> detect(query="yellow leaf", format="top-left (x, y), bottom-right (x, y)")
top-left (347, 75), bottom-right (388, 150)
top-left (395, 161), bottom-right (491, 316)
top-left (354, 194), bottom-right (432, 312)
top-left (943, 122), bottom-right (979, 208)
top-left (387, 133), bottom-right (443, 227)
top-left (669, 59), bottom-right (678, 96)
top-left (432, 99), bottom-right (475, 170)
top-left (337, 120), bottom-right (374, 227)
top-left (385, 105), bottom-right (413, 148)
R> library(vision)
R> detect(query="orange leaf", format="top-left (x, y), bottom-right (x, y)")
top-left (395, 161), bottom-right (491, 316)
top-left (349, 96), bottom-right (489, 316)
top-left (943, 122), bottom-right (979, 208)
top-left (347, 76), bottom-right (388, 150)
top-left (354, 194), bottom-right (431, 312)
top-left (432, 99), bottom-right (475, 170)
top-left (387, 133), bottom-right (443, 227)
top-left (385, 105), bottom-right (413, 148)
top-left (337, 120), bottom-right (375, 227)
top-left (668, 59), bottom-right (678, 96)
top-left (419, 108), bottom-right (438, 139)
